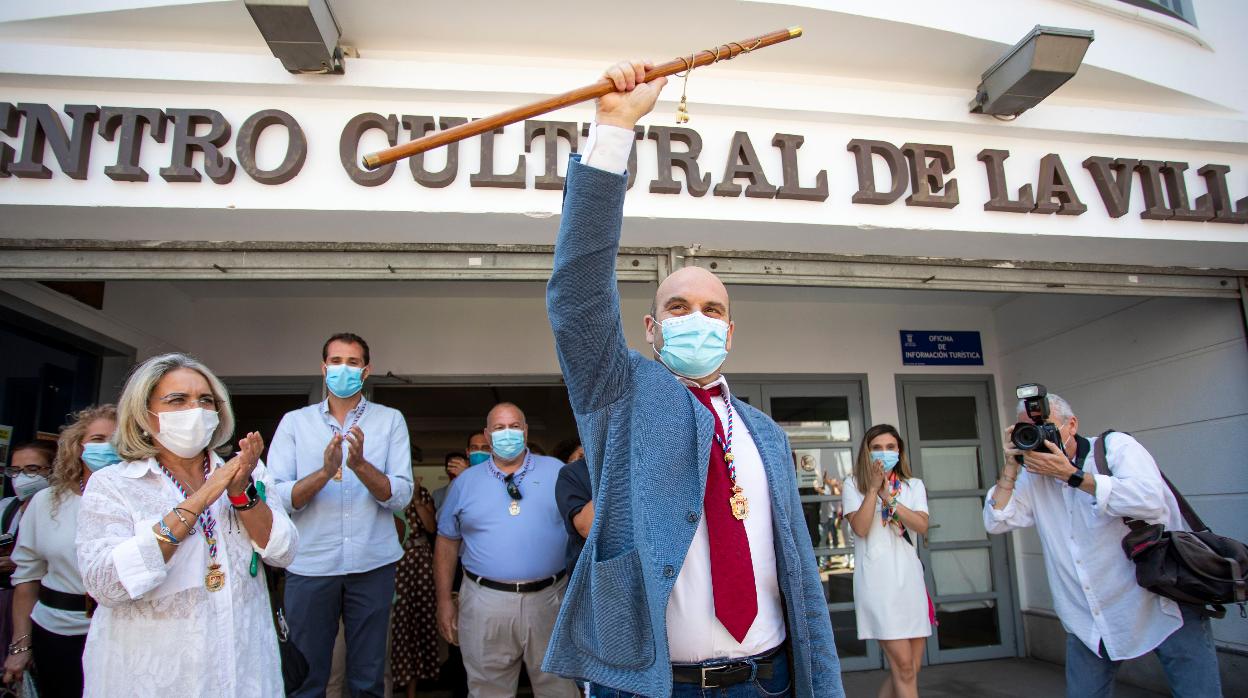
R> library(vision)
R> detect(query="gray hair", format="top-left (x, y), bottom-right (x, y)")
top-left (1017, 392), bottom-right (1073, 422)
top-left (114, 353), bottom-right (236, 461)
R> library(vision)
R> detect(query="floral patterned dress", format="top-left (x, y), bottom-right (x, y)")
top-left (390, 486), bottom-right (439, 686)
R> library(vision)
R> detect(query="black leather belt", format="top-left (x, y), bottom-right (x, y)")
top-left (464, 569), bottom-right (565, 593)
top-left (38, 586), bottom-right (88, 612)
top-left (672, 645), bottom-right (782, 688)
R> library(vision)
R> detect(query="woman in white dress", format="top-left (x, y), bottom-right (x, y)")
top-left (843, 424), bottom-right (932, 698)
top-left (76, 353), bottom-right (299, 697)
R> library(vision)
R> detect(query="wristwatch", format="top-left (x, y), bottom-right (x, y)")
top-left (1066, 469), bottom-right (1086, 489)
top-left (229, 480), bottom-right (261, 510)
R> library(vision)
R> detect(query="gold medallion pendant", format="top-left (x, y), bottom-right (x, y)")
top-left (205, 564), bottom-right (226, 592)
top-left (508, 499), bottom-right (521, 516)
top-left (333, 466), bottom-right (343, 481)
top-left (729, 486), bottom-right (749, 521)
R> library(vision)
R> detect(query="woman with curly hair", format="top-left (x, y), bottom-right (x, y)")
top-left (4, 404), bottom-right (119, 695)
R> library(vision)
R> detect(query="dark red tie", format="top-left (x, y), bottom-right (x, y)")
top-left (688, 384), bottom-right (758, 643)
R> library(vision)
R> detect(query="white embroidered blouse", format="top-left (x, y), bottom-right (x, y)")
top-left (76, 454), bottom-right (297, 697)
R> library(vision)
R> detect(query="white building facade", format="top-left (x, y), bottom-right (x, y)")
top-left (1, 0), bottom-right (1244, 691)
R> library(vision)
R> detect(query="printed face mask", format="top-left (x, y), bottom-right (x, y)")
top-left (468, 451), bottom-right (491, 466)
top-left (871, 451), bottom-right (901, 472)
top-left (151, 407), bottom-right (219, 458)
top-left (490, 428), bottom-right (526, 461)
top-left (12, 473), bottom-right (50, 501)
top-left (81, 442), bottom-right (123, 471)
top-left (653, 311), bottom-right (730, 380)
top-left (325, 364), bottom-right (365, 398)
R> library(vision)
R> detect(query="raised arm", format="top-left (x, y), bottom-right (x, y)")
top-left (546, 60), bottom-right (667, 415)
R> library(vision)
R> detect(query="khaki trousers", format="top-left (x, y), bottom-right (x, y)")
top-left (458, 575), bottom-right (580, 698)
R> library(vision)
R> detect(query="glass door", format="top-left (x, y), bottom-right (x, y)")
top-left (899, 378), bottom-right (1018, 664)
top-left (747, 381), bottom-right (880, 671)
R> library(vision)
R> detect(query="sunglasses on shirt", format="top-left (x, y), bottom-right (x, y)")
top-left (504, 473), bottom-right (523, 501)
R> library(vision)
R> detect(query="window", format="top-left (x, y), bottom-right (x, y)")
top-left (1118, 0), bottom-right (1197, 25)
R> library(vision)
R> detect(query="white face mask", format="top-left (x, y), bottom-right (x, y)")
top-left (151, 407), bottom-right (219, 458)
top-left (12, 473), bottom-right (50, 501)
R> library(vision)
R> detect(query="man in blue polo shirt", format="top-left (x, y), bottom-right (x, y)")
top-left (433, 402), bottom-right (577, 698)
top-left (268, 332), bottom-right (414, 698)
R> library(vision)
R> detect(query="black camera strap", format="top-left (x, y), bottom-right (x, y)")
top-left (1072, 434), bottom-right (1091, 471)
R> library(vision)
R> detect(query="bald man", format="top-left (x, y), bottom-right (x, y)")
top-left (541, 61), bottom-right (842, 697)
top-left (433, 402), bottom-right (577, 698)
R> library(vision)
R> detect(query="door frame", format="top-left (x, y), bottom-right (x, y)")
top-left (734, 374), bottom-right (880, 671)
top-left (894, 373), bottom-right (1026, 662)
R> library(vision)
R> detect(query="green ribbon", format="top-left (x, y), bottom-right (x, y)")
top-left (249, 481), bottom-right (266, 577)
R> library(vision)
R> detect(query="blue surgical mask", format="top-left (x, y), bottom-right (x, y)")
top-left (468, 451), bottom-right (491, 466)
top-left (81, 442), bottom-right (122, 471)
top-left (653, 312), bottom-right (729, 380)
top-left (490, 429), bottom-right (526, 461)
top-left (871, 451), bottom-right (900, 472)
top-left (325, 364), bottom-right (364, 398)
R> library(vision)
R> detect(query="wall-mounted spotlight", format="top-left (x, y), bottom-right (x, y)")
top-left (245, 0), bottom-right (345, 75)
top-left (970, 25), bottom-right (1094, 117)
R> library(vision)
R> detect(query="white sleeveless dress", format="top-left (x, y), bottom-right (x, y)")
top-left (842, 475), bottom-right (932, 640)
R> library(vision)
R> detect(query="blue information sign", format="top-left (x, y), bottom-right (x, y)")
top-left (900, 330), bottom-right (984, 366)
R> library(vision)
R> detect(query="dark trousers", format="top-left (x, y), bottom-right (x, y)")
top-left (285, 563), bottom-right (397, 698)
top-left (31, 620), bottom-right (86, 698)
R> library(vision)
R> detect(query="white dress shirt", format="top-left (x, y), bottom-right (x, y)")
top-left (666, 376), bottom-right (787, 662)
top-left (12, 487), bottom-right (90, 635)
top-left (984, 432), bottom-right (1186, 660)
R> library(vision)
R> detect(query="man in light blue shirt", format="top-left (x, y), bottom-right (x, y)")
top-left (268, 332), bottom-right (413, 698)
top-left (434, 402), bottom-right (577, 698)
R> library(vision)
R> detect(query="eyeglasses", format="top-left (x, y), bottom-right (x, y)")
top-left (503, 474), bottom-right (523, 501)
top-left (3, 465), bottom-right (51, 477)
top-left (154, 393), bottom-right (218, 409)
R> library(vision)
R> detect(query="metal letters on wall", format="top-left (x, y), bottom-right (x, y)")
top-left (0, 102), bottom-right (1244, 224)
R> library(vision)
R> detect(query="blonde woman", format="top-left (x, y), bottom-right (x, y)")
top-left (843, 424), bottom-right (932, 698)
top-left (5, 405), bottom-right (118, 695)
top-left (76, 353), bottom-right (298, 697)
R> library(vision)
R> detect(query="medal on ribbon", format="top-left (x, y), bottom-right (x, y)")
top-left (158, 456), bottom-right (226, 592)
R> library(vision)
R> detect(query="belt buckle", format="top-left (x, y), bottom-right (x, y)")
top-left (700, 665), bottom-right (721, 689)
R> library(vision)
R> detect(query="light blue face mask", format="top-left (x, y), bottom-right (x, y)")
top-left (325, 364), bottom-right (364, 398)
top-left (490, 428), bottom-right (526, 461)
top-left (81, 442), bottom-right (122, 471)
top-left (468, 451), bottom-right (491, 466)
top-left (871, 450), bottom-right (901, 472)
top-left (653, 311), bottom-right (730, 380)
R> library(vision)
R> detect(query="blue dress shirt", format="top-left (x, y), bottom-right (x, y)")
top-left (437, 452), bottom-right (569, 583)
top-left (268, 397), bottom-right (413, 576)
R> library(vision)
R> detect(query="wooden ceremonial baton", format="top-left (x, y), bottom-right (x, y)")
top-left (361, 26), bottom-right (803, 170)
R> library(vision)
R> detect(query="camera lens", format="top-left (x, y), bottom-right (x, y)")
top-left (1012, 422), bottom-right (1042, 451)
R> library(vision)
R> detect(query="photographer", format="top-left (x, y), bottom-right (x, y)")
top-left (983, 387), bottom-right (1221, 698)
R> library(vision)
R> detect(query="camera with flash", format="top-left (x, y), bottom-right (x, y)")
top-left (1011, 383), bottom-right (1062, 458)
